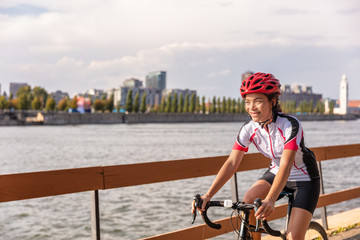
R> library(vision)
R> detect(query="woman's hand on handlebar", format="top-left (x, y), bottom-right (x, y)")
top-left (191, 194), bottom-right (211, 214)
top-left (200, 194), bottom-right (211, 211)
top-left (254, 198), bottom-right (275, 220)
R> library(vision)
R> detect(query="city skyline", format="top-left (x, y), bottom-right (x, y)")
top-left (0, 1), bottom-right (359, 100)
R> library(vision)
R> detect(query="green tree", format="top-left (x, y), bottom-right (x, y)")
top-left (93, 99), bottom-right (104, 112)
top-left (196, 96), bottom-right (200, 113)
top-left (106, 94), bottom-right (114, 112)
top-left (189, 93), bottom-right (196, 113)
top-left (9, 99), bottom-right (17, 110)
top-left (231, 99), bottom-right (236, 113)
top-left (236, 98), bottom-right (241, 113)
top-left (220, 97), bottom-right (226, 113)
top-left (68, 96), bottom-right (78, 110)
top-left (0, 96), bottom-right (8, 109)
top-left (226, 98), bottom-right (231, 113)
top-left (33, 86), bottom-right (48, 108)
top-left (309, 100), bottom-right (314, 113)
top-left (16, 86), bottom-right (31, 98)
top-left (45, 97), bottom-right (56, 111)
top-left (31, 97), bottom-right (42, 110)
top-left (329, 100), bottom-right (335, 114)
top-left (58, 97), bottom-right (68, 111)
top-left (183, 94), bottom-right (189, 113)
top-left (133, 92), bottom-right (140, 113)
top-left (240, 98), bottom-right (246, 113)
top-left (314, 100), bottom-right (323, 113)
top-left (211, 96), bottom-right (216, 113)
top-left (16, 86), bottom-right (32, 110)
top-left (201, 96), bottom-right (206, 113)
top-left (140, 92), bottom-right (147, 113)
top-left (178, 93), bottom-right (184, 113)
top-left (159, 97), bottom-right (165, 113)
top-left (165, 94), bottom-right (172, 113)
top-left (171, 93), bottom-right (178, 113)
top-left (125, 90), bottom-right (133, 112)
top-left (216, 97), bottom-right (221, 113)
top-left (18, 94), bottom-right (30, 110)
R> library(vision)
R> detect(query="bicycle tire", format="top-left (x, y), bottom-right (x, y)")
top-left (304, 221), bottom-right (328, 240)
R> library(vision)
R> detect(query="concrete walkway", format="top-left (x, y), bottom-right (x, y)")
top-left (329, 225), bottom-right (360, 240)
top-left (262, 207), bottom-right (360, 239)
top-left (326, 207), bottom-right (360, 239)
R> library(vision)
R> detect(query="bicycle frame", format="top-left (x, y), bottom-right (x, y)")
top-left (192, 192), bottom-right (327, 240)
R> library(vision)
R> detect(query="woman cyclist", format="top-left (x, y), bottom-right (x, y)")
top-left (196, 72), bottom-right (320, 240)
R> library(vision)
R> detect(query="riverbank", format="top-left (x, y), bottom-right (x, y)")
top-left (0, 111), bottom-right (358, 126)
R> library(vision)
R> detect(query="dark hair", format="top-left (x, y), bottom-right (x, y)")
top-left (265, 92), bottom-right (282, 113)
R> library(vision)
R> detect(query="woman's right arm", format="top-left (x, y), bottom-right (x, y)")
top-left (201, 149), bottom-right (245, 210)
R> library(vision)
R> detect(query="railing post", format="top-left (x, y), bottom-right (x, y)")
top-left (230, 173), bottom-right (240, 240)
top-left (317, 161), bottom-right (328, 230)
top-left (91, 190), bottom-right (101, 240)
top-left (230, 172), bottom-right (239, 202)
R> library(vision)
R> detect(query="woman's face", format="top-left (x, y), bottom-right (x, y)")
top-left (245, 93), bottom-right (274, 122)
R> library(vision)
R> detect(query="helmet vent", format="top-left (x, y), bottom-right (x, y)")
top-left (251, 86), bottom-right (262, 91)
top-left (265, 85), bottom-right (274, 90)
top-left (253, 79), bottom-right (262, 85)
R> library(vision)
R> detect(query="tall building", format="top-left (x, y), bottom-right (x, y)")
top-left (279, 84), bottom-right (322, 108)
top-left (162, 89), bottom-right (197, 103)
top-left (334, 74), bottom-right (348, 115)
top-left (241, 71), bottom-right (254, 82)
top-left (111, 86), bottom-right (162, 107)
top-left (9, 82), bottom-right (29, 97)
top-left (85, 89), bottom-right (105, 99)
top-left (50, 90), bottom-right (69, 104)
top-left (146, 71), bottom-right (166, 90)
top-left (123, 78), bottom-right (143, 88)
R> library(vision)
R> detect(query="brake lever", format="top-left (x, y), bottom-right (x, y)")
top-left (254, 198), bottom-right (262, 232)
top-left (191, 194), bottom-right (202, 224)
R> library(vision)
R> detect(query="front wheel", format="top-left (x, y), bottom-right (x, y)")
top-left (304, 221), bottom-right (328, 240)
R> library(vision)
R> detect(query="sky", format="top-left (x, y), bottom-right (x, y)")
top-left (0, 0), bottom-right (359, 100)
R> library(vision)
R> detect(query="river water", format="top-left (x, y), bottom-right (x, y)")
top-left (0, 120), bottom-right (359, 239)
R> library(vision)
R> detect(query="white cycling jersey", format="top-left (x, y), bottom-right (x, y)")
top-left (233, 113), bottom-right (319, 182)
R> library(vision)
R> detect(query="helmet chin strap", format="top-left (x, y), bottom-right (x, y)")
top-left (258, 115), bottom-right (273, 129)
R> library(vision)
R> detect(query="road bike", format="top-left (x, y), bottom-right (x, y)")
top-left (192, 192), bottom-right (328, 239)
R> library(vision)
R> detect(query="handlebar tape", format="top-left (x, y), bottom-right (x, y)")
top-left (193, 194), bottom-right (222, 229)
top-left (262, 220), bottom-right (283, 237)
top-left (253, 198), bottom-right (285, 238)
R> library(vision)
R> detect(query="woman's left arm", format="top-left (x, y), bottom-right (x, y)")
top-left (255, 149), bottom-right (296, 219)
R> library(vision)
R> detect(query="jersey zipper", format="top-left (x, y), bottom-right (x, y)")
top-left (265, 125), bottom-right (276, 159)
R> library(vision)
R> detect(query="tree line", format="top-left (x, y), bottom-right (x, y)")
top-left (0, 85), bottom-right (334, 115)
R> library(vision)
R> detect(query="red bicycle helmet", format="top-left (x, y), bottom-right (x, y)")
top-left (240, 72), bottom-right (281, 97)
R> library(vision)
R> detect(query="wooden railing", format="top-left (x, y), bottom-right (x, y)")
top-left (0, 143), bottom-right (359, 239)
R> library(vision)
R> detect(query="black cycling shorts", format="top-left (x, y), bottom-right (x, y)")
top-left (259, 170), bottom-right (320, 214)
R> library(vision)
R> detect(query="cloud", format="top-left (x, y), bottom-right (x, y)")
top-left (0, 4), bottom-right (50, 16)
top-left (0, 0), bottom-right (359, 99)
top-left (207, 69), bottom-right (231, 78)
top-left (275, 8), bottom-right (310, 15)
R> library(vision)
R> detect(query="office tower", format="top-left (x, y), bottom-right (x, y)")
top-left (146, 71), bottom-right (166, 90)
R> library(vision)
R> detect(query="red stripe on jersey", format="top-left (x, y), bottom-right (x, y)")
top-left (284, 137), bottom-right (298, 151)
top-left (278, 128), bottom-right (286, 141)
top-left (233, 142), bottom-right (248, 152)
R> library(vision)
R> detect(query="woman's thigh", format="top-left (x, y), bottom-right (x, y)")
top-left (286, 207), bottom-right (313, 240)
top-left (242, 179), bottom-right (271, 203)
